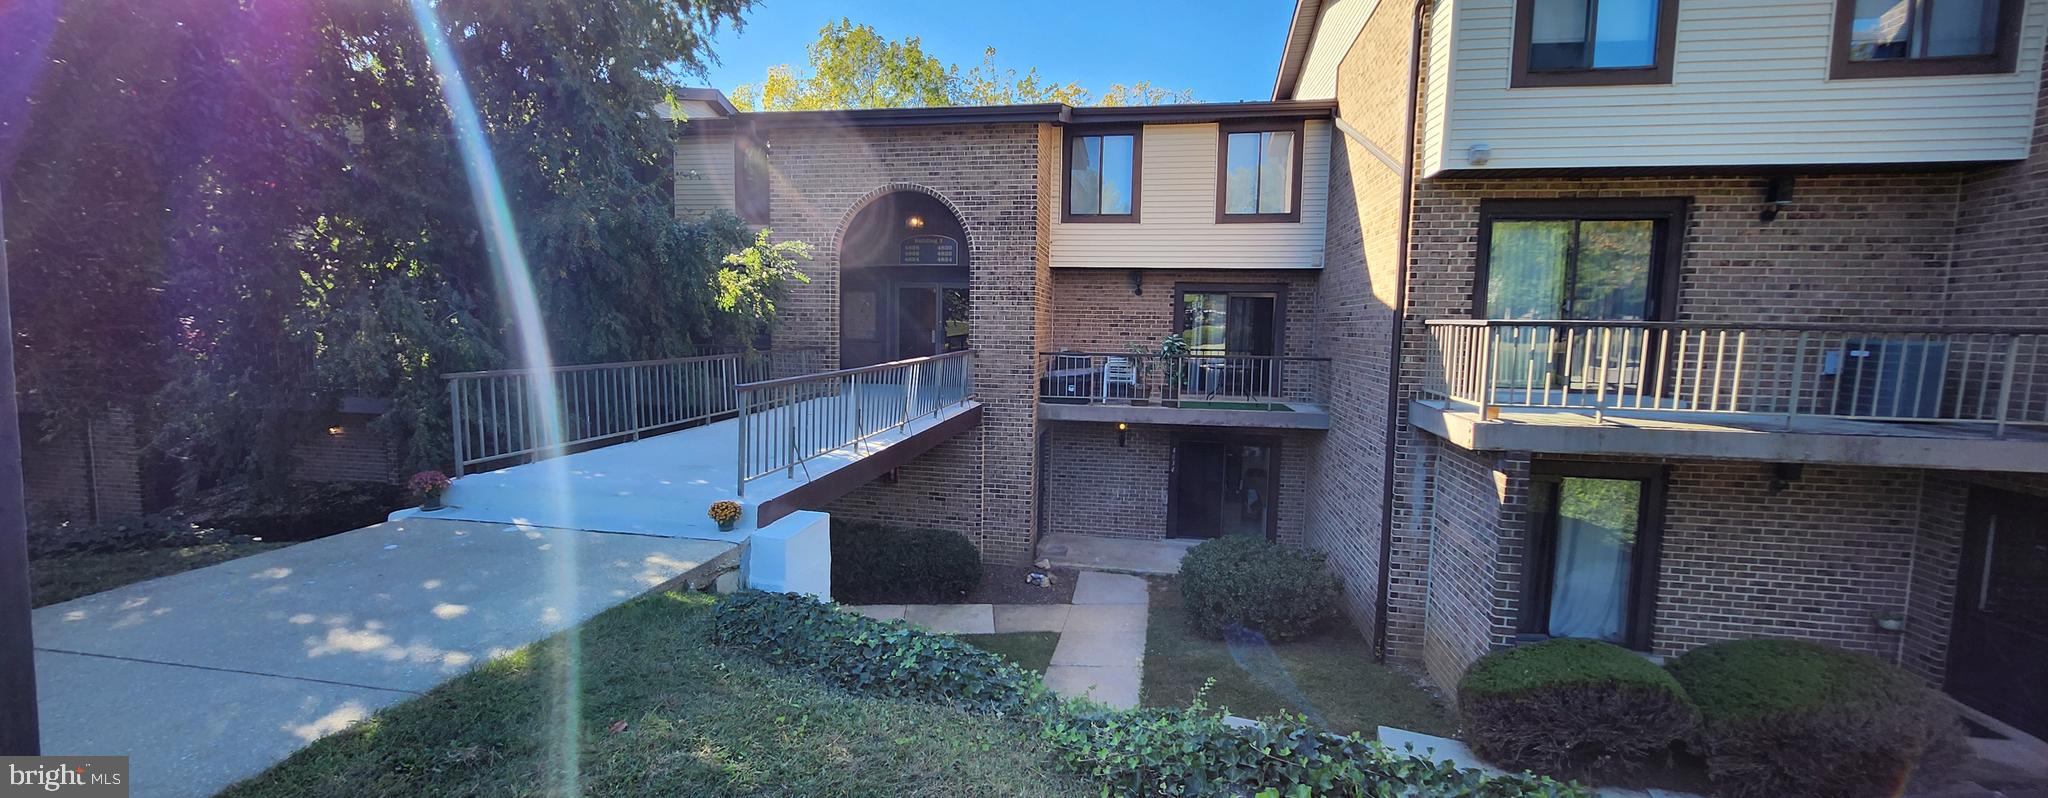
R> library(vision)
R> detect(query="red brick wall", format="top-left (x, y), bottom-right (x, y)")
top-left (1420, 442), bottom-right (1528, 690)
top-left (291, 415), bottom-right (401, 483)
top-left (1047, 269), bottom-right (1320, 359)
top-left (1040, 421), bottom-right (1310, 546)
top-left (1949, 63), bottom-right (2048, 326)
top-left (760, 122), bottom-right (1049, 564)
top-left (825, 428), bottom-right (986, 542)
top-left (1309, 0), bottom-right (1422, 656)
top-left (21, 408), bottom-right (144, 523)
top-left (1650, 462), bottom-right (1922, 660)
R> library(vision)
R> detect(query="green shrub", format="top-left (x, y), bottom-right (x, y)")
top-left (1458, 638), bottom-right (1697, 777)
top-left (829, 519), bottom-right (982, 604)
top-left (1178, 535), bottom-right (1341, 641)
top-left (709, 591), bottom-right (1042, 714)
top-left (1668, 639), bottom-right (1966, 798)
top-left (26, 515), bottom-right (251, 558)
top-left (712, 592), bottom-right (1586, 797)
top-left (1042, 701), bottom-right (1590, 797)
top-left (180, 480), bottom-right (405, 541)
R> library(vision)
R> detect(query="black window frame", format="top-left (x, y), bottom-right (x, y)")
top-left (1062, 126), bottom-right (1143, 224)
top-left (1830, 0), bottom-right (2022, 79)
top-left (1517, 460), bottom-right (1669, 651)
top-left (1510, 0), bottom-right (1682, 88)
top-left (1172, 283), bottom-right (1289, 358)
top-left (1472, 198), bottom-right (1687, 323)
top-left (1215, 120), bottom-right (1306, 223)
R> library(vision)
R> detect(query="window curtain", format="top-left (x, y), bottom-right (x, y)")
top-left (1546, 477), bottom-right (1640, 643)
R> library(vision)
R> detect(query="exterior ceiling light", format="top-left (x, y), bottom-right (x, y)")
top-left (905, 214), bottom-right (925, 229)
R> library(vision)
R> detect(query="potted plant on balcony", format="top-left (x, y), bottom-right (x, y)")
top-left (408, 470), bottom-right (452, 511)
top-left (1122, 342), bottom-right (1157, 405)
top-left (1159, 334), bottom-right (1190, 408)
top-left (708, 500), bottom-right (743, 532)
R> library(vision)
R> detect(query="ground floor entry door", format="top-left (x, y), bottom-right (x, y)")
top-left (1948, 488), bottom-right (2048, 740)
top-left (1169, 438), bottom-right (1276, 540)
top-left (892, 283), bottom-right (969, 360)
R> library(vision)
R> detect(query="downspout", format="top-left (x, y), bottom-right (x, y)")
top-left (1372, 0), bottom-right (1429, 663)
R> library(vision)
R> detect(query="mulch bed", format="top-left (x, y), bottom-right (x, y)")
top-left (964, 564), bottom-right (1079, 605)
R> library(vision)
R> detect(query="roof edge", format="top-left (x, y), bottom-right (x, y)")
top-left (736, 99), bottom-right (1337, 131)
top-left (1271, 0), bottom-right (1326, 101)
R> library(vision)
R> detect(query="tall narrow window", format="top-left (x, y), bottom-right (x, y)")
top-left (1521, 463), bottom-right (1666, 650)
top-left (1218, 122), bottom-right (1302, 222)
top-left (1065, 130), bottom-right (1138, 221)
top-left (1833, 0), bottom-right (2019, 78)
top-left (735, 134), bottom-right (771, 225)
top-left (1512, 0), bottom-right (1677, 87)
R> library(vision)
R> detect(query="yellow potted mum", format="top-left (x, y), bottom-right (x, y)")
top-left (707, 500), bottom-right (743, 532)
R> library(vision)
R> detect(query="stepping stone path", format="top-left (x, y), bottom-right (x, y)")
top-left (849, 570), bottom-right (1150, 708)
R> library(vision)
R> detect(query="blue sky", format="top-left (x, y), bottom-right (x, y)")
top-left (692, 0), bottom-right (1294, 104)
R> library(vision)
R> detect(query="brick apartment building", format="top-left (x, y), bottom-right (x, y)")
top-left (673, 0), bottom-right (2048, 742)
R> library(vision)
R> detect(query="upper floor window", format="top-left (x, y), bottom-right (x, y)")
top-left (1217, 122), bottom-right (1303, 223)
top-left (1832, 0), bottom-right (2020, 78)
top-left (1511, 0), bottom-right (1679, 87)
top-left (1065, 129), bottom-right (1139, 222)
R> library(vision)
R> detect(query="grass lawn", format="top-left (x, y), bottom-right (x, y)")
top-left (1141, 579), bottom-right (1458, 738)
top-left (220, 592), bottom-right (1090, 798)
top-left (957, 632), bottom-right (1060, 673)
top-left (30, 541), bottom-right (292, 608)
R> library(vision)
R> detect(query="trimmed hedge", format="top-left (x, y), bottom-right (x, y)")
top-left (27, 515), bottom-right (253, 558)
top-left (1668, 639), bottom-right (1966, 798)
top-left (1459, 638), bottom-right (1698, 777)
top-left (709, 590), bottom-right (1042, 714)
top-left (828, 519), bottom-right (982, 604)
top-left (1044, 703), bottom-right (1591, 798)
top-left (712, 591), bottom-right (1587, 797)
top-left (1178, 535), bottom-right (1341, 642)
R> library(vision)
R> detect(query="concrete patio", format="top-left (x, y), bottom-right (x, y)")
top-left (31, 517), bottom-right (729, 798)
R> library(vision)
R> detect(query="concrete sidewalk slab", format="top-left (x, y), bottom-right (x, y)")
top-left (1044, 665), bottom-right (1142, 709)
top-left (1038, 533), bottom-right (1196, 575)
top-left (903, 603), bottom-right (995, 634)
top-left (1073, 571), bottom-right (1149, 605)
top-left (32, 517), bottom-right (728, 798)
top-left (1051, 630), bottom-right (1145, 668)
top-left (847, 604), bottom-right (907, 622)
top-left (992, 604), bottom-right (1071, 633)
top-left (1060, 603), bottom-right (1147, 633)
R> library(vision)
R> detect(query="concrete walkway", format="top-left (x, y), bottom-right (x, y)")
top-left (402, 387), bottom-right (978, 541)
top-left (32, 517), bottom-right (729, 798)
top-left (852, 571), bottom-right (1150, 708)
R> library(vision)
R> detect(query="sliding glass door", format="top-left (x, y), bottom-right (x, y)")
top-left (1521, 462), bottom-right (1665, 649)
top-left (1177, 286), bottom-right (1282, 400)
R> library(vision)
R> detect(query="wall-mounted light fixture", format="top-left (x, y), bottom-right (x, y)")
top-left (905, 214), bottom-right (925, 230)
top-left (1768, 462), bottom-right (1804, 493)
top-left (1117, 422), bottom-right (1129, 447)
top-left (1760, 175), bottom-right (1795, 223)
top-left (1128, 269), bottom-right (1144, 296)
top-left (326, 425), bottom-right (346, 437)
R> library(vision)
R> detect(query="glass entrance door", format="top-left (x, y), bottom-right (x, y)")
top-left (1949, 489), bottom-right (2048, 739)
top-left (1170, 439), bottom-right (1275, 539)
top-left (892, 283), bottom-right (968, 360)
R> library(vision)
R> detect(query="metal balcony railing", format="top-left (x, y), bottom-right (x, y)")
top-left (444, 348), bottom-right (827, 475)
top-left (736, 350), bottom-right (974, 495)
top-left (1036, 352), bottom-right (1330, 407)
top-left (1422, 320), bottom-right (2048, 436)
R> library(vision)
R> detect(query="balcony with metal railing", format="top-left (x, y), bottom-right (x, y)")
top-left (1035, 352), bottom-right (1332, 429)
top-left (1416, 320), bottom-right (2048, 472)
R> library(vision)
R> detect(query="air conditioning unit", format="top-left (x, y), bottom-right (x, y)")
top-left (1826, 339), bottom-right (1948, 419)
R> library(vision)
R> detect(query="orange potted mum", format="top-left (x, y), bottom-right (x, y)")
top-left (708, 500), bottom-right (742, 532)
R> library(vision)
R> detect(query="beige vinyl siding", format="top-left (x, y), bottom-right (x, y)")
top-left (1294, 0), bottom-right (1388, 100)
top-left (676, 99), bottom-right (728, 121)
top-left (673, 132), bottom-right (736, 218)
top-left (1430, 0), bottom-right (2047, 173)
top-left (1421, 0), bottom-right (1458, 175)
top-left (1050, 121), bottom-right (1330, 270)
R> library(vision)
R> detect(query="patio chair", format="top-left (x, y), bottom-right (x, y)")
top-left (1102, 356), bottom-right (1138, 403)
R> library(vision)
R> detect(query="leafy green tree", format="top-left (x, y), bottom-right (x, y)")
top-left (731, 19), bottom-right (1193, 111)
top-left (6, 0), bottom-right (806, 491)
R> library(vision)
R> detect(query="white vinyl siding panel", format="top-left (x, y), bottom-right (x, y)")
top-left (1430, 0), bottom-right (2047, 172)
top-left (1050, 121), bottom-right (1330, 270)
top-left (1422, 0), bottom-right (1459, 175)
top-left (1295, 0), bottom-right (1388, 100)
top-left (673, 132), bottom-right (736, 217)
